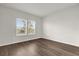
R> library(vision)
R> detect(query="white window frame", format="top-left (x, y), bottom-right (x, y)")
top-left (28, 20), bottom-right (36, 35)
top-left (16, 18), bottom-right (27, 36)
top-left (16, 18), bottom-right (36, 36)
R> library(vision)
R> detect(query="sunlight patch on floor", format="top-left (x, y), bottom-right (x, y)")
top-left (15, 44), bottom-right (38, 56)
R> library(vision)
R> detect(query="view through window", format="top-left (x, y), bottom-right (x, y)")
top-left (28, 20), bottom-right (36, 35)
top-left (16, 18), bottom-right (36, 36)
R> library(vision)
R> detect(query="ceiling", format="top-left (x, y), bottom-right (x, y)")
top-left (0, 3), bottom-right (78, 17)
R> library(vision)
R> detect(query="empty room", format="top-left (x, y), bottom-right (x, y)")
top-left (0, 3), bottom-right (79, 56)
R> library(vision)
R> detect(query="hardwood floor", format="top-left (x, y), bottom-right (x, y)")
top-left (0, 38), bottom-right (79, 56)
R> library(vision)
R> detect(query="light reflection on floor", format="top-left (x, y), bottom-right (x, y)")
top-left (14, 44), bottom-right (38, 56)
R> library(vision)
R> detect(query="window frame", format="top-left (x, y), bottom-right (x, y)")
top-left (27, 20), bottom-right (36, 35)
top-left (16, 18), bottom-right (27, 36)
top-left (16, 18), bottom-right (36, 36)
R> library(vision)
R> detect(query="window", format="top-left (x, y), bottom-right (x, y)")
top-left (16, 18), bottom-right (36, 36)
top-left (28, 20), bottom-right (36, 35)
top-left (16, 18), bottom-right (27, 36)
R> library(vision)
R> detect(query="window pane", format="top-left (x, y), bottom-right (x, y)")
top-left (16, 18), bottom-right (27, 35)
top-left (28, 20), bottom-right (36, 35)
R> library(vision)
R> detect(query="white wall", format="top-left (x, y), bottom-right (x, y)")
top-left (0, 6), bottom-right (43, 46)
top-left (43, 5), bottom-right (79, 47)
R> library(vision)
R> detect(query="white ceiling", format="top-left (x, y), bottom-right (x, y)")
top-left (0, 3), bottom-right (78, 17)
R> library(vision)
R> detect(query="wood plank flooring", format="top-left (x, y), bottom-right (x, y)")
top-left (0, 38), bottom-right (79, 56)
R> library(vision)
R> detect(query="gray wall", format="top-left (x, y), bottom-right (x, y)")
top-left (43, 5), bottom-right (79, 47)
top-left (0, 6), bottom-right (43, 46)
